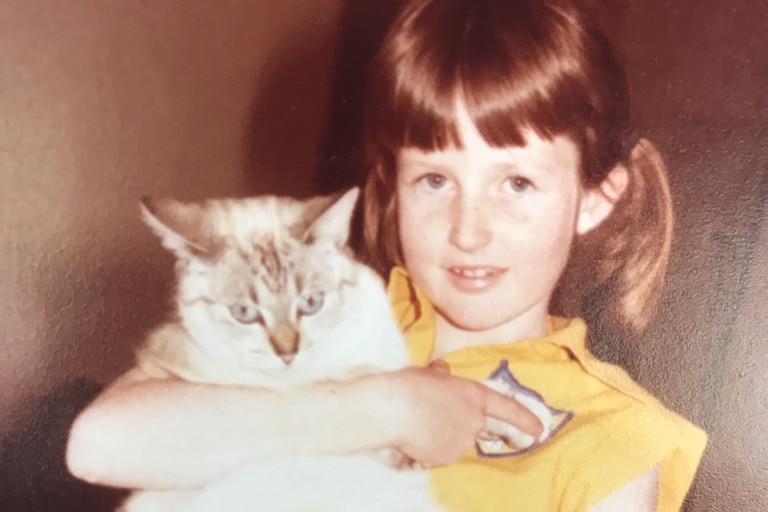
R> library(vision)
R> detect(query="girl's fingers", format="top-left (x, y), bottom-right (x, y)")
top-left (483, 390), bottom-right (544, 438)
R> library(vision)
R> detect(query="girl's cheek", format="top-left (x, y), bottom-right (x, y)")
top-left (401, 201), bottom-right (440, 228)
top-left (494, 194), bottom-right (532, 224)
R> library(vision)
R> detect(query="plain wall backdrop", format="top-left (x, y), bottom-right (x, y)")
top-left (619, 2), bottom-right (768, 511)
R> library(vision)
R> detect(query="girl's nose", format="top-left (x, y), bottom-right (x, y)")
top-left (448, 194), bottom-right (493, 253)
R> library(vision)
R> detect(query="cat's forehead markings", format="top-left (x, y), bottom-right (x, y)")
top-left (255, 238), bottom-right (286, 293)
top-left (235, 243), bottom-right (253, 263)
top-left (248, 285), bottom-right (259, 304)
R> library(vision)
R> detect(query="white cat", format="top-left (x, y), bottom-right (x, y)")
top-left (119, 188), bottom-right (446, 512)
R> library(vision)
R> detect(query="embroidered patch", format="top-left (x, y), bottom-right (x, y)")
top-left (476, 360), bottom-right (573, 458)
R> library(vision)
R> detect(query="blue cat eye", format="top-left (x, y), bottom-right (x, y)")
top-left (228, 304), bottom-right (263, 324)
top-left (297, 291), bottom-right (324, 317)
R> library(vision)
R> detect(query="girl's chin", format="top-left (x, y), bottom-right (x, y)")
top-left (436, 307), bottom-right (514, 333)
top-left (434, 294), bottom-right (548, 337)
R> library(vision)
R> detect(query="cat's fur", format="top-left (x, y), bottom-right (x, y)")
top-left (119, 188), bottom-right (444, 512)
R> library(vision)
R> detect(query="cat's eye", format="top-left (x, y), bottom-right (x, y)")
top-left (228, 304), bottom-right (263, 325)
top-left (297, 291), bottom-right (324, 317)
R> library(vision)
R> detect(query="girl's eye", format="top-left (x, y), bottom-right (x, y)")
top-left (507, 176), bottom-right (534, 192)
top-left (297, 291), bottom-right (325, 317)
top-left (421, 173), bottom-right (448, 190)
top-left (228, 304), bottom-right (263, 325)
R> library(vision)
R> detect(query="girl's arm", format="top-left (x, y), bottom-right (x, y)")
top-left (587, 465), bottom-right (659, 512)
top-left (66, 367), bottom-right (399, 490)
top-left (67, 365), bottom-right (542, 490)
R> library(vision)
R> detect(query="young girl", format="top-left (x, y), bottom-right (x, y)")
top-left (357, 0), bottom-right (708, 509)
top-left (67, 0), bottom-right (706, 510)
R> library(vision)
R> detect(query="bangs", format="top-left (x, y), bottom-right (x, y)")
top-left (366, 0), bottom-right (624, 166)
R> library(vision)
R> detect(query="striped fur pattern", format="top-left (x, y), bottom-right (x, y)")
top-left (121, 188), bottom-right (444, 512)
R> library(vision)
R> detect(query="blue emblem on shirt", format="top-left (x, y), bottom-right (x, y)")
top-left (476, 360), bottom-right (574, 458)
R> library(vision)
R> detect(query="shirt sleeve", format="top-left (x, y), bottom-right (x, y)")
top-left (557, 400), bottom-right (707, 512)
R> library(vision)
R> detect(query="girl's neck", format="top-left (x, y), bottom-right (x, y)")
top-left (431, 304), bottom-right (549, 360)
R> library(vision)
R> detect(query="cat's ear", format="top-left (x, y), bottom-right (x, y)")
top-left (304, 188), bottom-right (360, 248)
top-left (140, 196), bottom-right (218, 259)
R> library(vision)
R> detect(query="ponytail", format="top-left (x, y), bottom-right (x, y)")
top-left (554, 139), bottom-right (673, 334)
top-left (611, 139), bottom-right (673, 331)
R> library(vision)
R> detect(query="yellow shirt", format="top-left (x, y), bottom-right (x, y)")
top-left (388, 267), bottom-right (707, 512)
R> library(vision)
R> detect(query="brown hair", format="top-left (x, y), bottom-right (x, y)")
top-left (360, 0), bottom-right (672, 333)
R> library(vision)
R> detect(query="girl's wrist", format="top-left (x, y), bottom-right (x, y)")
top-left (348, 372), bottom-right (411, 451)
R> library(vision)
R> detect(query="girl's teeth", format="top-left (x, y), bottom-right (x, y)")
top-left (454, 268), bottom-right (492, 278)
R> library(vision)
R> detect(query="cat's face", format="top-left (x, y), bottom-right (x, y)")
top-left (141, 189), bottom-right (361, 371)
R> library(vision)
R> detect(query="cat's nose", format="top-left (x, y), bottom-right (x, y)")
top-left (269, 325), bottom-right (300, 365)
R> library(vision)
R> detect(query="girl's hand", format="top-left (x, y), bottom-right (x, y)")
top-left (386, 363), bottom-right (544, 466)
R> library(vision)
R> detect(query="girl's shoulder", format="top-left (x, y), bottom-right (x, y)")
top-left (433, 317), bottom-right (707, 512)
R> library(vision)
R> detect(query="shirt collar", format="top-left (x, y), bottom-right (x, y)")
top-left (387, 266), bottom-right (437, 365)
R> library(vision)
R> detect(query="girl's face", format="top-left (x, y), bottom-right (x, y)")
top-left (396, 104), bottom-right (607, 336)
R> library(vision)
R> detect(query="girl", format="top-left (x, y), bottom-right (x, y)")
top-left (359, 0), bottom-right (706, 510)
top-left (67, 0), bottom-right (706, 510)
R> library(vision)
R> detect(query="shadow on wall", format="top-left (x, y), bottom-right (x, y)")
top-left (313, 0), bottom-right (403, 195)
top-left (243, 20), bottom-right (344, 197)
top-left (0, 380), bottom-right (126, 512)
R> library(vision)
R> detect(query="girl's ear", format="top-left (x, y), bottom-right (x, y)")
top-left (576, 164), bottom-right (629, 235)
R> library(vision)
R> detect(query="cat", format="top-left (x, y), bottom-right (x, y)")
top-left (118, 188), bottom-right (447, 512)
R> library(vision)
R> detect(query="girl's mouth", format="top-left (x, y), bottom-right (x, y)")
top-left (446, 266), bottom-right (507, 293)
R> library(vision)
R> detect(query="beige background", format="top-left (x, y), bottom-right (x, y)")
top-left (1, 1), bottom-right (766, 511)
